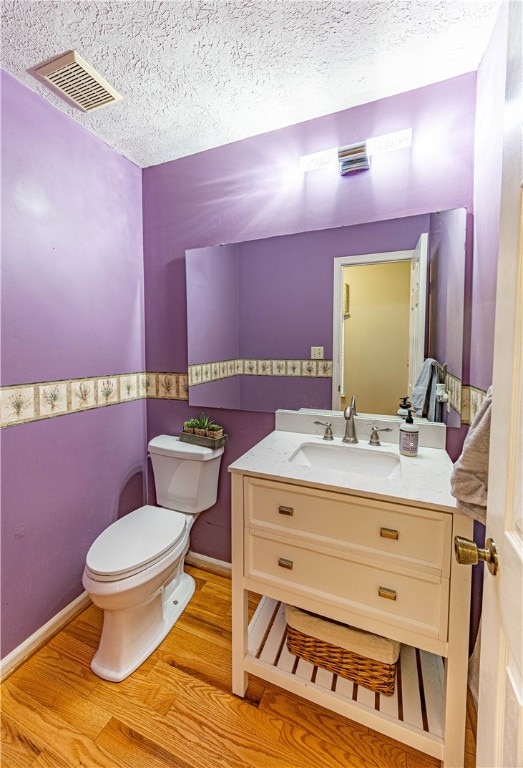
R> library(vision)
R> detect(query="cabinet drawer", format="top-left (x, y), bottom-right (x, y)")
top-left (246, 532), bottom-right (449, 640)
top-left (245, 477), bottom-right (452, 575)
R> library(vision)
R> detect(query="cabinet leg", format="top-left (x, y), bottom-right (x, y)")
top-left (232, 668), bottom-right (249, 697)
top-left (442, 515), bottom-right (473, 767)
top-left (232, 583), bottom-right (249, 697)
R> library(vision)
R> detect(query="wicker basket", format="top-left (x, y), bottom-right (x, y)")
top-left (285, 607), bottom-right (399, 696)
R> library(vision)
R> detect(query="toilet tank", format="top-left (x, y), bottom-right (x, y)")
top-left (148, 435), bottom-right (224, 514)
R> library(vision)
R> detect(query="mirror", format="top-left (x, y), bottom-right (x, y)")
top-left (186, 209), bottom-right (467, 423)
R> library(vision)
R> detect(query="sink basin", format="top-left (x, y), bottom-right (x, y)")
top-left (288, 442), bottom-right (402, 479)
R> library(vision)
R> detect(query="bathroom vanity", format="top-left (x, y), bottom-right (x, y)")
top-left (229, 411), bottom-right (473, 767)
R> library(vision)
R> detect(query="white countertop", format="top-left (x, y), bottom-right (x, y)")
top-left (228, 429), bottom-right (458, 513)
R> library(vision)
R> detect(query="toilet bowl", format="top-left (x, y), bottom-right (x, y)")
top-left (82, 436), bottom-right (223, 682)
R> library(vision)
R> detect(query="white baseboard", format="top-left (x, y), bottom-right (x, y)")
top-left (0, 591), bottom-right (91, 682)
top-left (1, 555), bottom-right (230, 682)
top-left (185, 550), bottom-right (232, 577)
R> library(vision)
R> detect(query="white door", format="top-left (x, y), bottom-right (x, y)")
top-left (476, 4), bottom-right (522, 763)
top-left (477, 200), bottom-right (523, 768)
top-left (407, 233), bottom-right (428, 397)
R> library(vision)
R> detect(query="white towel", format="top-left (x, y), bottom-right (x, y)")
top-left (450, 387), bottom-right (492, 524)
top-left (285, 604), bottom-right (400, 664)
top-left (411, 358), bottom-right (440, 421)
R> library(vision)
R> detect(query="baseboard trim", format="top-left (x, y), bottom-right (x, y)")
top-left (0, 591), bottom-right (91, 682)
top-left (185, 550), bottom-right (232, 577)
top-left (1, 556), bottom-right (231, 681)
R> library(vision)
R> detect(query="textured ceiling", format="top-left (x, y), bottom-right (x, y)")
top-left (1, 1), bottom-right (501, 168)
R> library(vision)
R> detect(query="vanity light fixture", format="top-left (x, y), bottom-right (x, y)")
top-left (299, 147), bottom-right (338, 172)
top-left (299, 129), bottom-right (412, 174)
top-left (337, 141), bottom-right (370, 175)
top-left (366, 128), bottom-right (412, 156)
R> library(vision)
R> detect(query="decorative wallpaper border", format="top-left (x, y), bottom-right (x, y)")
top-left (189, 358), bottom-right (333, 385)
top-left (1, 367), bottom-right (487, 429)
top-left (446, 373), bottom-right (462, 415)
top-left (444, 373), bottom-right (488, 424)
top-left (461, 385), bottom-right (488, 425)
top-left (445, 375), bottom-right (489, 424)
top-left (0, 372), bottom-right (188, 428)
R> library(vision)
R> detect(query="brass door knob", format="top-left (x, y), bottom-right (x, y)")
top-left (454, 536), bottom-right (499, 575)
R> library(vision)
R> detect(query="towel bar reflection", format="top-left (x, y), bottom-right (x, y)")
top-left (434, 361), bottom-right (447, 382)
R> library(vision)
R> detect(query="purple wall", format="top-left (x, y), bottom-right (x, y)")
top-left (144, 75), bottom-right (477, 561)
top-left (428, 208), bottom-right (468, 429)
top-left (190, 377), bottom-right (241, 410)
top-left (1, 73), bottom-right (145, 384)
top-left (1, 71), bottom-right (146, 657)
top-left (143, 75), bottom-right (476, 377)
top-left (239, 377), bottom-right (331, 412)
top-left (1, 405), bottom-right (146, 655)
top-left (428, 209), bottom-right (467, 378)
top-left (237, 217), bottom-right (432, 360)
top-left (186, 243), bottom-right (239, 364)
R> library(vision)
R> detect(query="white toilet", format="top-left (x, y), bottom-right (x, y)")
top-left (82, 434), bottom-right (224, 682)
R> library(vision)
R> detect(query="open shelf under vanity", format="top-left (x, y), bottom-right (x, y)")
top-left (246, 596), bottom-right (445, 758)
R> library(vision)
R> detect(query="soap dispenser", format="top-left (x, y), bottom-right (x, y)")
top-left (399, 409), bottom-right (419, 457)
top-left (397, 396), bottom-right (412, 418)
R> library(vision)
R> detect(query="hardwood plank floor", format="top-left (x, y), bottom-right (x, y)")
top-left (1, 565), bottom-right (476, 767)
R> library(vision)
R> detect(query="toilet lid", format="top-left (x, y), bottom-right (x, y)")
top-left (86, 505), bottom-right (187, 579)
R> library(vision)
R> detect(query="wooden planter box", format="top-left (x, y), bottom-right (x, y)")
top-left (179, 432), bottom-right (228, 450)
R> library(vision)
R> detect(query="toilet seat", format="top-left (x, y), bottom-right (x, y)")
top-left (85, 505), bottom-right (188, 582)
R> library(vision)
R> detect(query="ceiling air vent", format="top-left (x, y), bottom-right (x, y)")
top-left (33, 51), bottom-right (122, 112)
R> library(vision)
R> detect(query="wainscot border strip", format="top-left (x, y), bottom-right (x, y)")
top-left (461, 385), bottom-right (489, 425)
top-left (446, 372), bottom-right (462, 415)
top-left (189, 358), bottom-right (333, 385)
top-left (2, 368), bottom-right (485, 429)
top-left (0, 372), bottom-right (189, 428)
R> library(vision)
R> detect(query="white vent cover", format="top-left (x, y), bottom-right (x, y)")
top-left (33, 51), bottom-right (122, 112)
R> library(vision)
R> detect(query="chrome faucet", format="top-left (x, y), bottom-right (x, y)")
top-left (342, 396), bottom-right (358, 444)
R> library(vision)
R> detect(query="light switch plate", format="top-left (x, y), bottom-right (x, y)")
top-left (311, 346), bottom-right (324, 359)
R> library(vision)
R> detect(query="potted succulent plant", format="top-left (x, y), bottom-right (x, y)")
top-left (195, 412), bottom-right (212, 436)
top-left (206, 423), bottom-right (224, 440)
top-left (183, 418), bottom-right (199, 434)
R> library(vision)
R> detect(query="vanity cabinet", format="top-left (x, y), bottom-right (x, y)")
top-left (231, 472), bottom-right (473, 767)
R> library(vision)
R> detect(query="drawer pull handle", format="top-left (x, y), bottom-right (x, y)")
top-left (278, 506), bottom-right (294, 516)
top-left (278, 558), bottom-right (294, 570)
top-left (380, 527), bottom-right (399, 540)
top-left (379, 587), bottom-right (397, 601)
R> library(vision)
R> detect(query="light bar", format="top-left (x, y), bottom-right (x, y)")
top-left (337, 141), bottom-right (370, 175)
top-left (299, 128), bottom-right (412, 174)
top-left (366, 129), bottom-right (412, 156)
top-left (299, 147), bottom-right (338, 172)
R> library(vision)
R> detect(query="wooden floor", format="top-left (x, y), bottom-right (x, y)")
top-left (1, 565), bottom-right (477, 767)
